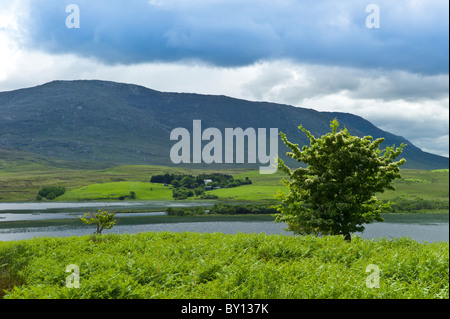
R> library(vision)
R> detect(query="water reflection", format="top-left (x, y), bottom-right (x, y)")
top-left (1, 219), bottom-right (448, 243)
top-left (0, 201), bottom-right (214, 212)
top-left (0, 211), bottom-right (166, 222)
top-left (0, 202), bottom-right (448, 243)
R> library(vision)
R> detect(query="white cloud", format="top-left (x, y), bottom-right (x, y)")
top-left (0, 0), bottom-right (26, 82)
top-left (414, 135), bottom-right (449, 158)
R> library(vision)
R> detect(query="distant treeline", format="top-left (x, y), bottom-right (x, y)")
top-left (165, 198), bottom-right (449, 216)
top-left (209, 202), bottom-right (277, 215)
top-left (387, 197), bottom-right (449, 213)
top-left (150, 173), bottom-right (251, 188)
top-left (151, 173), bottom-right (252, 200)
top-left (166, 202), bottom-right (277, 216)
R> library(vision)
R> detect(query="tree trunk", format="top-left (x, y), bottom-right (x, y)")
top-left (343, 233), bottom-right (351, 242)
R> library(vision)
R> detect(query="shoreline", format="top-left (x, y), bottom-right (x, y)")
top-left (1, 211), bottom-right (448, 230)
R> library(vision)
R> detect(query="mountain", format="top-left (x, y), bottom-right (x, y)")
top-left (0, 80), bottom-right (448, 170)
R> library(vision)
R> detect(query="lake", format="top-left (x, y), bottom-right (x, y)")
top-left (0, 201), bottom-right (448, 242)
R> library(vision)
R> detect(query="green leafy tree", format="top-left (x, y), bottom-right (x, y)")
top-left (46, 192), bottom-right (56, 200)
top-left (275, 119), bottom-right (406, 242)
top-left (180, 176), bottom-right (196, 188)
top-left (194, 186), bottom-right (206, 197)
top-left (171, 179), bottom-right (181, 188)
top-left (172, 187), bottom-right (195, 200)
top-left (37, 186), bottom-right (66, 200)
top-left (80, 209), bottom-right (116, 235)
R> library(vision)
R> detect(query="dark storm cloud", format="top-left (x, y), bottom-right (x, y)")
top-left (21, 0), bottom-right (449, 74)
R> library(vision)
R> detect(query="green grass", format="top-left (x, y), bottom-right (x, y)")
top-left (0, 164), bottom-right (448, 214)
top-left (208, 185), bottom-right (281, 201)
top-left (0, 232), bottom-right (448, 299)
top-left (0, 164), bottom-right (246, 202)
top-left (208, 169), bottom-right (449, 206)
top-left (432, 169), bottom-right (449, 173)
top-left (377, 169), bottom-right (449, 202)
top-left (57, 181), bottom-right (173, 201)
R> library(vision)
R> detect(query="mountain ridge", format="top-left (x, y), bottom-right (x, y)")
top-left (0, 80), bottom-right (448, 170)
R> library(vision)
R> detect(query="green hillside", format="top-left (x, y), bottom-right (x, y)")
top-left (0, 80), bottom-right (448, 170)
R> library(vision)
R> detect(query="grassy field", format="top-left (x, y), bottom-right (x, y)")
top-left (51, 168), bottom-right (286, 202)
top-left (209, 169), bottom-right (450, 202)
top-left (57, 181), bottom-right (173, 201)
top-left (0, 164), bottom-right (448, 213)
top-left (1, 232), bottom-right (448, 299)
top-left (0, 164), bottom-right (246, 202)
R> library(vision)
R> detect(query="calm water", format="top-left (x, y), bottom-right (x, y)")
top-left (0, 201), bottom-right (212, 213)
top-left (0, 201), bottom-right (448, 242)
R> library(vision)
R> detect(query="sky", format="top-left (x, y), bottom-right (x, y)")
top-left (0, 0), bottom-right (448, 157)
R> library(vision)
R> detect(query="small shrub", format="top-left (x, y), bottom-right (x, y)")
top-left (46, 192), bottom-right (56, 200)
top-left (199, 193), bottom-right (218, 199)
top-left (0, 267), bottom-right (24, 299)
top-left (37, 186), bottom-right (66, 200)
top-left (172, 187), bottom-right (194, 200)
top-left (80, 210), bottom-right (116, 235)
